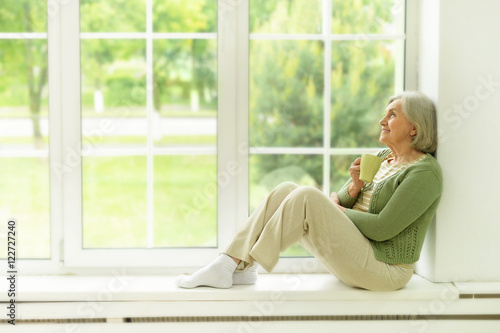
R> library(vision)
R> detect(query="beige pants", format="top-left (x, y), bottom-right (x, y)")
top-left (225, 182), bottom-right (414, 291)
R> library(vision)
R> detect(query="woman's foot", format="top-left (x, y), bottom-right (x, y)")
top-left (176, 254), bottom-right (237, 289)
top-left (232, 263), bottom-right (259, 285)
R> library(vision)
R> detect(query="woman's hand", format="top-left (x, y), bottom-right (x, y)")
top-left (330, 192), bottom-right (347, 212)
top-left (348, 157), bottom-right (365, 197)
top-left (329, 192), bottom-right (340, 205)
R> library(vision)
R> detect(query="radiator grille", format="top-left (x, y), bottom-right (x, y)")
top-left (2, 314), bottom-right (500, 324)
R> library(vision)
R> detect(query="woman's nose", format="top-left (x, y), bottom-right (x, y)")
top-left (379, 116), bottom-right (386, 125)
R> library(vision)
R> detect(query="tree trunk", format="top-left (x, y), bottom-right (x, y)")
top-left (153, 76), bottom-right (162, 113)
top-left (190, 41), bottom-right (199, 113)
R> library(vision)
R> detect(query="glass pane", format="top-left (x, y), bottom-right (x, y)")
top-left (331, 40), bottom-right (402, 148)
top-left (330, 155), bottom-right (357, 192)
top-left (83, 156), bottom-right (147, 248)
top-left (153, 0), bottom-right (217, 33)
top-left (153, 39), bottom-right (217, 147)
top-left (0, 40), bottom-right (49, 149)
top-left (80, 0), bottom-right (145, 32)
top-left (0, 158), bottom-right (50, 258)
top-left (154, 155), bottom-right (217, 247)
top-left (0, 1), bottom-right (47, 33)
top-left (332, 0), bottom-right (405, 34)
top-left (250, 40), bottom-right (324, 147)
top-left (249, 154), bottom-right (322, 257)
top-left (250, 0), bottom-right (322, 34)
top-left (80, 2), bottom-right (218, 250)
top-left (81, 39), bottom-right (147, 147)
top-left (0, 39), bottom-right (50, 258)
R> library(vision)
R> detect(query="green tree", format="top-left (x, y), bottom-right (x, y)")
top-left (0, 0), bottom-right (48, 149)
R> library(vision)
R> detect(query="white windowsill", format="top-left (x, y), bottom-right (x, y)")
top-left (1, 273), bottom-right (455, 303)
top-left (2, 274), bottom-right (500, 321)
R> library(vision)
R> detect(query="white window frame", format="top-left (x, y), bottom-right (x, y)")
top-left (5, 0), bottom-right (418, 274)
top-left (59, 0), bottom-right (238, 268)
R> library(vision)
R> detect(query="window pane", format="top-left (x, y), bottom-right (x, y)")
top-left (250, 40), bottom-right (324, 147)
top-left (332, 0), bottom-right (405, 34)
top-left (80, 41), bottom-right (148, 249)
top-left (250, 0), bottom-right (322, 34)
top-left (153, 0), bottom-right (217, 33)
top-left (81, 39), bottom-right (147, 147)
top-left (83, 156), bottom-right (147, 248)
top-left (0, 40), bottom-right (49, 149)
top-left (0, 1), bottom-right (47, 33)
top-left (330, 155), bottom-right (357, 192)
top-left (0, 158), bottom-right (50, 258)
top-left (80, 0), bottom-right (146, 32)
top-left (0, 40), bottom-right (50, 259)
top-left (331, 40), bottom-right (403, 148)
top-left (153, 39), bottom-right (217, 147)
top-left (154, 155), bottom-right (217, 247)
top-left (80, 2), bottom-right (218, 250)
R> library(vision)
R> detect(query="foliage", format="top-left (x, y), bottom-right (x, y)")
top-left (250, 0), bottom-right (322, 34)
top-left (81, 0), bottom-right (145, 32)
top-left (332, 0), bottom-right (402, 34)
top-left (153, 39), bottom-right (217, 113)
top-left (153, 0), bottom-right (216, 32)
top-left (0, 0), bottom-right (46, 33)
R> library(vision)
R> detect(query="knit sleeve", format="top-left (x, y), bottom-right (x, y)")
top-left (344, 169), bottom-right (442, 242)
top-left (337, 179), bottom-right (359, 208)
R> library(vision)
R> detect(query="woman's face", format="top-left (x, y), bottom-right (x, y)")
top-left (379, 99), bottom-right (416, 148)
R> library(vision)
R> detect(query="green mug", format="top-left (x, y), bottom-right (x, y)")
top-left (359, 154), bottom-right (384, 183)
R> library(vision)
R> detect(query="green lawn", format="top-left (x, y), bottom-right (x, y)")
top-left (0, 157), bottom-right (51, 259)
top-left (82, 154), bottom-right (218, 248)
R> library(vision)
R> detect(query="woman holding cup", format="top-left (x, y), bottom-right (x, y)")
top-left (177, 91), bottom-right (442, 291)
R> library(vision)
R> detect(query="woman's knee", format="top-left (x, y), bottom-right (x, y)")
top-left (273, 182), bottom-right (300, 195)
top-left (290, 185), bottom-right (323, 200)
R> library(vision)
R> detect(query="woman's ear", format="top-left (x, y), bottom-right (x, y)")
top-left (410, 126), bottom-right (417, 136)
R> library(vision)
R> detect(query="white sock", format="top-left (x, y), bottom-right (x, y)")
top-left (176, 254), bottom-right (237, 289)
top-left (232, 263), bottom-right (259, 285)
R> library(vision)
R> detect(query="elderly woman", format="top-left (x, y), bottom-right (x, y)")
top-left (177, 91), bottom-right (442, 291)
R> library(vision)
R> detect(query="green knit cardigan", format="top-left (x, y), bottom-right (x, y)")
top-left (337, 149), bottom-right (443, 264)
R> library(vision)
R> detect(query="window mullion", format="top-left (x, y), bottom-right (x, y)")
top-left (60, 0), bottom-right (83, 266)
top-left (323, 0), bottom-right (333, 195)
top-left (217, 0), bottom-right (238, 246)
top-left (405, 0), bottom-right (418, 90)
top-left (235, 1), bottom-right (250, 231)
top-left (146, 0), bottom-right (154, 249)
top-left (48, 0), bottom-right (63, 268)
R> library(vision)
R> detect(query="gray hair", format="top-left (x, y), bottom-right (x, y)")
top-left (388, 91), bottom-right (438, 154)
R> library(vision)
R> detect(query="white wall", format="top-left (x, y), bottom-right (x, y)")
top-left (416, 0), bottom-right (500, 282)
